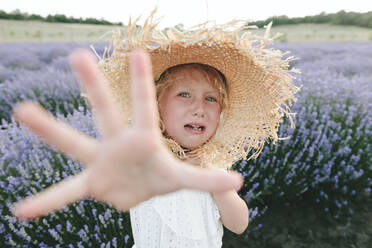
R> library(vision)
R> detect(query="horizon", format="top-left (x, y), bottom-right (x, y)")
top-left (1, 0), bottom-right (372, 28)
top-left (2, 8), bottom-right (371, 26)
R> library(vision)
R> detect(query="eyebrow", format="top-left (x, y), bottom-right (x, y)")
top-left (205, 91), bottom-right (219, 96)
top-left (171, 82), bottom-right (219, 93)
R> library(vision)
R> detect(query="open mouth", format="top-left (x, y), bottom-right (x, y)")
top-left (184, 124), bottom-right (205, 132)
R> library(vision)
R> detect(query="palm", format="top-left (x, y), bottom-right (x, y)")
top-left (12, 49), bottom-right (243, 220)
top-left (87, 129), bottom-right (178, 211)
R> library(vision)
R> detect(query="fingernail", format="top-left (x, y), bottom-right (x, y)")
top-left (12, 101), bottom-right (34, 122)
top-left (13, 200), bottom-right (31, 220)
top-left (12, 206), bottom-right (24, 221)
top-left (12, 103), bottom-right (24, 121)
top-left (235, 180), bottom-right (242, 191)
top-left (131, 48), bottom-right (145, 55)
top-left (234, 174), bottom-right (243, 191)
top-left (235, 184), bottom-right (242, 191)
top-left (11, 205), bottom-right (17, 216)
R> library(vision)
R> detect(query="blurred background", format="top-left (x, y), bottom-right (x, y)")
top-left (0, 1), bottom-right (371, 247)
top-left (1, 0), bottom-right (372, 42)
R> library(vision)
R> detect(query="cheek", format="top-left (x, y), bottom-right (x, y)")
top-left (159, 94), bottom-right (174, 121)
top-left (162, 98), bottom-right (188, 116)
top-left (160, 107), bottom-right (173, 125)
top-left (208, 105), bottom-right (222, 127)
top-left (160, 102), bottom-right (182, 127)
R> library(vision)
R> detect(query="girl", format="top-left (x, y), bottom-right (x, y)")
top-left (129, 63), bottom-right (248, 247)
top-left (12, 12), bottom-right (298, 248)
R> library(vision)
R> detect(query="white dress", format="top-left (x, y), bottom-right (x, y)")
top-left (130, 188), bottom-right (224, 248)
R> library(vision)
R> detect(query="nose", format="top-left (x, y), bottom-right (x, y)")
top-left (191, 99), bottom-right (205, 118)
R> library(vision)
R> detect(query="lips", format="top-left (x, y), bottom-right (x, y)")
top-left (184, 123), bottom-right (206, 134)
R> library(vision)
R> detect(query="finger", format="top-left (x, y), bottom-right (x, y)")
top-left (13, 170), bottom-right (90, 220)
top-left (129, 49), bottom-right (159, 131)
top-left (178, 164), bottom-right (244, 193)
top-left (12, 101), bottom-right (99, 166)
top-left (70, 49), bottom-right (125, 138)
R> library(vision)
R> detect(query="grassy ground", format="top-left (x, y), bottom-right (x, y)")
top-left (251, 23), bottom-right (372, 43)
top-left (1, 20), bottom-right (372, 43)
top-left (0, 20), bottom-right (120, 42)
top-left (222, 193), bottom-right (372, 248)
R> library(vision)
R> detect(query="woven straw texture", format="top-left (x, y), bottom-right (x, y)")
top-left (95, 10), bottom-right (300, 169)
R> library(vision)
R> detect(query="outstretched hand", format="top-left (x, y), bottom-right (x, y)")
top-left (12, 49), bottom-right (243, 221)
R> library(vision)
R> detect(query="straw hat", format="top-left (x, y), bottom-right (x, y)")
top-left (94, 9), bottom-right (300, 169)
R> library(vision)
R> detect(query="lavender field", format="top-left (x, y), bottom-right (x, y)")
top-left (0, 42), bottom-right (371, 247)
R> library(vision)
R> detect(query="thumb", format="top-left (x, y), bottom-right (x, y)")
top-left (178, 165), bottom-right (243, 193)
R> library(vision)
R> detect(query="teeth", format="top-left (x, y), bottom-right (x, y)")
top-left (188, 124), bottom-right (203, 130)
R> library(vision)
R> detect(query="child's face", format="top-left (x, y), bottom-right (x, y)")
top-left (159, 67), bottom-right (222, 149)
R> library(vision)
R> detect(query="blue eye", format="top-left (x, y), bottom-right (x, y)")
top-left (206, 96), bottom-right (217, 102)
top-left (178, 92), bottom-right (190, 98)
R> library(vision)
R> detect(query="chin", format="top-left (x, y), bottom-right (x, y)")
top-left (166, 133), bottom-right (210, 150)
top-left (184, 145), bottom-right (200, 150)
top-left (181, 140), bottom-right (208, 150)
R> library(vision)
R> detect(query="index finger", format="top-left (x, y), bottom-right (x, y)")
top-left (129, 49), bottom-right (159, 131)
top-left (70, 49), bottom-right (126, 139)
top-left (13, 170), bottom-right (90, 220)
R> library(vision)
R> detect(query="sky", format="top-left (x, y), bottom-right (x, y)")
top-left (1, 0), bottom-right (372, 28)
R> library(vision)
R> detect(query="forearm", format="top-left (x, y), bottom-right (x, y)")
top-left (212, 190), bottom-right (249, 234)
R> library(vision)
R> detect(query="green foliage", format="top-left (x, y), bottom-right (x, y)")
top-left (0, 9), bottom-right (122, 26)
top-left (1, 8), bottom-right (372, 30)
top-left (46, 14), bottom-right (72, 23)
top-left (0, 9), bottom-right (25, 20)
top-left (223, 195), bottom-right (372, 248)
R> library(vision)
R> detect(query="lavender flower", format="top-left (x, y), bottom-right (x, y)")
top-left (235, 42), bottom-right (372, 221)
top-left (0, 109), bottom-right (131, 246)
top-left (1, 41), bottom-right (371, 245)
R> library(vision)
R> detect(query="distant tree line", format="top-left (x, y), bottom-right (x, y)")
top-left (1, 9), bottom-right (372, 29)
top-left (250, 10), bottom-right (372, 29)
top-left (0, 9), bottom-right (123, 26)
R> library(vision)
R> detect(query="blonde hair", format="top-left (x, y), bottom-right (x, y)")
top-left (155, 63), bottom-right (229, 133)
